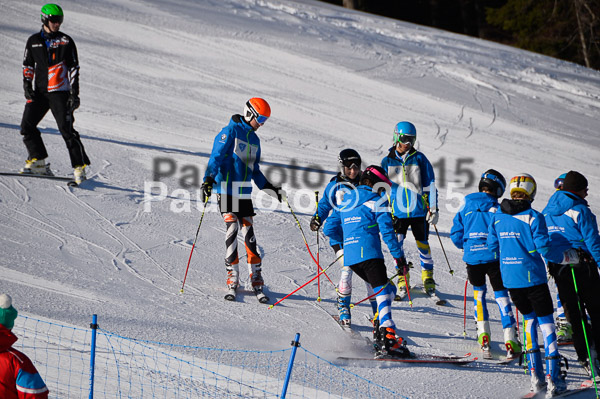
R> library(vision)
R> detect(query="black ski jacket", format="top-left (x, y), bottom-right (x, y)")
top-left (22, 28), bottom-right (79, 95)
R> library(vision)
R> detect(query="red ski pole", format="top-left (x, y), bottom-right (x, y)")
top-left (180, 197), bottom-right (209, 293)
top-left (463, 279), bottom-right (469, 337)
top-left (269, 254), bottom-right (343, 309)
top-left (315, 191), bottom-right (321, 302)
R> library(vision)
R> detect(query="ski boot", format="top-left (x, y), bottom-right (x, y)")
top-left (224, 264), bottom-right (239, 301)
top-left (477, 320), bottom-right (492, 358)
top-left (20, 158), bottom-right (53, 176)
top-left (421, 269), bottom-right (436, 295)
top-left (545, 355), bottom-right (567, 397)
top-left (378, 326), bottom-right (411, 358)
top-left (578, 357), bottom-right (600, 380)
top-left (73, 165), bottom-right (87, 184)
top-left (556, 317), bottom-right (573, 343)
top-left (527, 349), bottom-right (547, 393)
top-left (504, 326), bottom-right (522, 359)
top-left (337, 293), bottom-right (351, 326)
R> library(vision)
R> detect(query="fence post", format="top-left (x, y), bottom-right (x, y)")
top-left (280, 333), bottom-right (301, 399)
top-left (89, 314), bottom-right (98, 399)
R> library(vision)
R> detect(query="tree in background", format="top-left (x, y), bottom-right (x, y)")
top-left (486, 0), bottom-right (599, 69)
top-left (324, 0), bottom-right (599, 70)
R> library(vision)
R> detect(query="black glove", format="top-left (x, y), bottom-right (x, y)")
top-left (263, 181), bottom-right (282, 202)
top-left (201, 176), bottom-right (214, 203)
top-left (576, 248), bottom-right (594, 267)
top-left (310, 215), bottom-right (322, 231)
top-left (67, 91), bottom-right (80, 111)
top-left (395, 257), bottom-right (411, 276)
top-left (23, 80), bottom-right (34, 100)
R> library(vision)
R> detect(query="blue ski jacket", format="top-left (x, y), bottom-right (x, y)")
top-left (204, 115), bottom-right (268, 197)
top-left (324, 185), bottom-right (403, 267)
top-left (487, 199), bottom-right (564, 289)
top-left (317, 174), bottom-right (359, 248)
top-left (450, 192), bottom-right (499, 265)
top-left (381, 147), bottom-right (436, 219)
top-left (543, 190), bottom-right (600, 265)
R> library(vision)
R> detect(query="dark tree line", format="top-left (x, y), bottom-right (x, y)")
top-left (321, 0), bottom-right (600, 70)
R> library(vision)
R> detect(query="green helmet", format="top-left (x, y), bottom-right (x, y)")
top-left (41, 4), bottom-right (64, 25)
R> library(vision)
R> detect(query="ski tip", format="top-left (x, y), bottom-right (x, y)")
top-left (67, 181), bottom-right (78, 187)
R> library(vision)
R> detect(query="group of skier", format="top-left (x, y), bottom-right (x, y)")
top-left (200, 95), bottom-right (599, 397)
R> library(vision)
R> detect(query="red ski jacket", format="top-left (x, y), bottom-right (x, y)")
top-left (0, 325), bottom-right (49, 399)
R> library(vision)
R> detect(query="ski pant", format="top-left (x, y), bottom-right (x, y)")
top-left (20, 91), bottom-right (90, 168)
top-left (223, 210), bottom-right (261, 280)
top-left (467, 262), bottom-right (516, 329)
top-left (509, 283), bottom-right (560, 380)
top-left (350, 258), bottom-right (396, 329)
top-left (548, 260), bottom-right (600, 362)
top-left (394, 217), bottom-right (433, 270)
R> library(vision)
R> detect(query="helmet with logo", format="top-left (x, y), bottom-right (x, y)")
top-left (41, 4), bottom-right (64, 26)
top-left (479, 169), bottom-right (506, 198)
top-left (361, 165), bottom-right (392, 190)
top-left (243, 98), bottom-right (271, 125)
top-left (554, 173), bottom-right (567, 190)
top-left (338, 149), bottom-right (361, 178)
top-left (393, 121), bottom-right (417, 146)
top-left (509, 173), bottom-right (537, 201)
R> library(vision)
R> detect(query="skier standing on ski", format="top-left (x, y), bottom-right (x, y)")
top-left (19, 4), bottom-right (90, 184)
top-left (450, 169), bottom-right (521, 358)
top-left (0, 294), bottom-right (49, 398)
top-left (325, 165), bottom-right (411, 358)
top-left (310, 149), bottom-right (377, 325)
top-left (543, 171), bottom-right (600, 379)
top-left (381, 121), bottom-right (439, 299)
top-left (487, 173), bottom-right (577, 397)
top-left (202, 98), bottom-right (281, 302)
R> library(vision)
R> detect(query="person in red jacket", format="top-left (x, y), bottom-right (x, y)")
top-left (0, 294), bottom-right (49, 398)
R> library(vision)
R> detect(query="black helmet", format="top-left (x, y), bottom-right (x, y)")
top-left (338, 149), bottom-right (361, 179)
top-left (361, 165), bottom-right (392, 188)
top-left (479, 169), bottom-right (506, 198)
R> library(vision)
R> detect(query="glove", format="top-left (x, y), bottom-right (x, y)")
top-left (67, 91), bottom-right (80, 111)
top-left (392, 217), bottom-right (402, 234)
top-left (561, 248), bottom-right (580, 265)
top-left (426, 209), bottom-right (439, 225)
top-left (395, 257), bottom-right (411, 276)
top-left (263, 181), bottom-right (282, 202)
top-left (201, 176), bottom-right (214, 203)
top-left (575, 248), bottom-right (594, 266)
top-left (23, 80), bottom-right (34, 100)
top-left (310, 215), bottom-right (322, 231)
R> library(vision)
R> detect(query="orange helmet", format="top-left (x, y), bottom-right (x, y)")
top-left (244, 98), bottom-right (271, 125)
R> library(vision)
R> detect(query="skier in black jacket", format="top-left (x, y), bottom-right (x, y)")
top-left (20, 3), bottom-right (90, 183)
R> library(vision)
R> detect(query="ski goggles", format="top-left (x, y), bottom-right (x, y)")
top-left (341, 158), bottom-right (361, 170)
top-left (46, 15), bottom-right (64, 24)
top-left (554, 177), bottom-right (564, 190)
top-left (393, 132), bottom-right (416, 146)
top-left (246, 101), bottom-right (269, 125)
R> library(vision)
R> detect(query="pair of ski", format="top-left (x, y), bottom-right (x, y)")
top-left (0, 171), bottom-right (80, 187)
top-left (331, 315), bottom-right (476, 365)
top-left (521, 380), bottom-right (596, 398)
top-left (395, 285), bottom-right (447, 306)
top-left (224, 286), bottom-right (269, 304)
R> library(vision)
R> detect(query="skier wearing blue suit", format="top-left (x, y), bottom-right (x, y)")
top-left (381, 121), bottom-right (439, 298)
top-left (543, 171), bottom-right (600, 379)
top-left (201, 98), bottom-right (281, 299)
top-left (450, 169), bottom-right (520, 357)
top-left (487, 173), bottom-right (578, 397)
top-left (309, 149), bottom-right (377, 326)
top-left (325, 165), bottom-right (411, 358)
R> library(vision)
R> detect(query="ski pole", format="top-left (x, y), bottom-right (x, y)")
top-left (284, 195), bottom-right (335, 287)
top-left (269, 254), bottom-right (343, 309)
top-left (403, 267), bottom-right (413, 308)
top-left (463, 279), bottom-right (468, 337)
top-left (571, 267), bottom-right (599, 396)
top-left (180, 197), bottom-right (209, 293)
top-left (433, 225), bottom-right (454, 275)
top-left (315, 191), bottom-right (321, 302)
